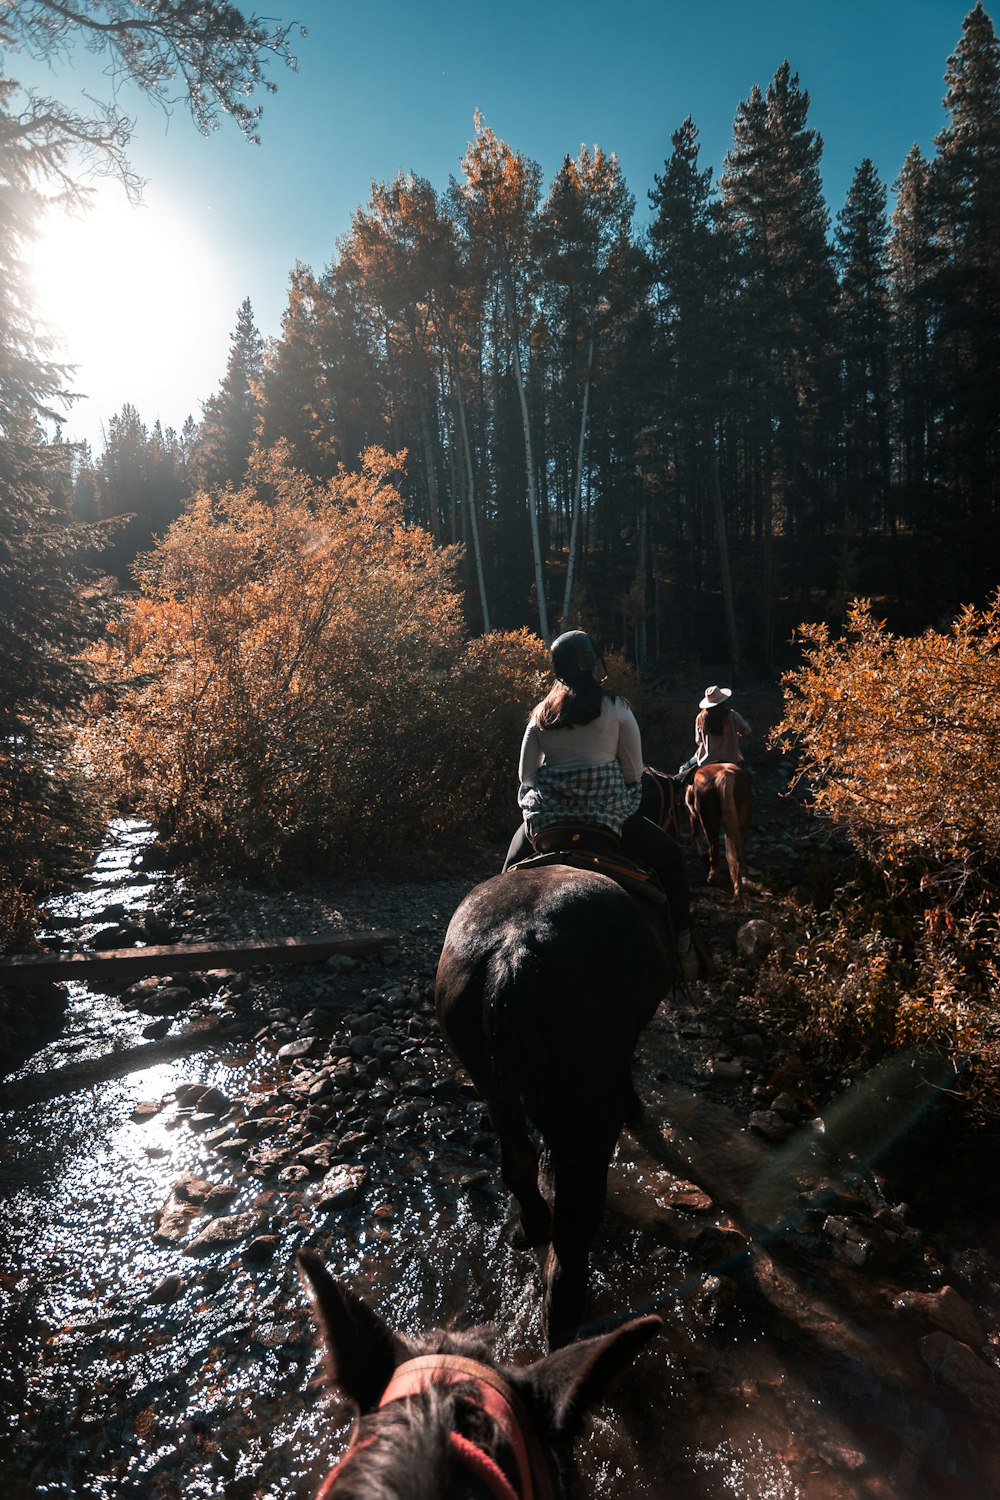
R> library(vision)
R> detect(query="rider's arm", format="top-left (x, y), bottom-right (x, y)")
top-left (518, 719), bottom-right (543, 786)
top-left (617, 704), bottom-right (644, 784)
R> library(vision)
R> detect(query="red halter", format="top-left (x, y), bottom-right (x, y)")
top-left (317, 1352), bottom-right (557, 1500)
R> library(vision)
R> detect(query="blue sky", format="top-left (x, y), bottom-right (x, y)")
top-left (18, 0), bottom-right (983, 451)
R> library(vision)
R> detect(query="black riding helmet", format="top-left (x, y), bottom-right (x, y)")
top-left (550, 629), bottom-right (605, 684)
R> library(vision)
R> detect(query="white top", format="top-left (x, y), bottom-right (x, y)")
top-left (518, 696), bottom-right (643, 786)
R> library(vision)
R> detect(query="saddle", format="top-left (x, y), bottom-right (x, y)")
top-left (513, 823), bottom-right (667, 914)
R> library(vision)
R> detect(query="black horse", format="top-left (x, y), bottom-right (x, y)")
top-left (435, 861), bottom-right (672, 1348)
top-left (298, 1248), bottom-right (661, 1499)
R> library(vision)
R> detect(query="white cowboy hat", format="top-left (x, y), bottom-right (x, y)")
top-left (699, 685), bottom-right (732, 709)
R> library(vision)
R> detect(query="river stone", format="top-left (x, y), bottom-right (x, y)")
top-left (242, 1235), bottom-right (280, 1263)
top-left (153, 1199), bottom-right (200, 1243)
top-left (736, 919), bottom-right (780, 966)
top-left (748, 1109), bottom-right (793, 1143)
top-left (894, 1286), bottom-right (987, 1347)
top-left (148, 1274), bottom-right (186, 1304)
top-left (277, 1036), bottom-right (319, 1061)
top-left (171, 1174), bottom-right (216, 1204)
top-left (131, 1100), bottom-right (164, 1122)
top-left (325, 954), bottom-right (358, 973)
top-left (653, 1173), bottom-right (714, 1214)
top-left (919, 1331), bottom-right (1000, 1421)
top-left (315, 1163), bottom-right (369, 1208)
top-left (141, 986), bottom-right (193, 1014)
top-left (184, 1213), bottom-right (261, 1255)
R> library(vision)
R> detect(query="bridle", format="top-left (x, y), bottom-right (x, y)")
top-left (317, 1352), bottom-right (558, 1500)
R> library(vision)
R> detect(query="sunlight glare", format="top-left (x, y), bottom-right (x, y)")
top-left (30, 182), bottom-right (236, 447)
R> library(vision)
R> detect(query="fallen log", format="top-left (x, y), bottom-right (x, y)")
top-left (0, 931), bottom-right (397, 987)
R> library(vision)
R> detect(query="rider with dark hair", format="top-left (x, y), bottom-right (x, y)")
top-left (675, 685), bottom-right (751, 780)
top-left (503, 629), bottom-right (697, 979)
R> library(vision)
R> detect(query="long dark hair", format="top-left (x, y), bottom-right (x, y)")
top-left (700, 701), bottom-right (732, 736)
top-left (535, 673), bottom-right (613, 730)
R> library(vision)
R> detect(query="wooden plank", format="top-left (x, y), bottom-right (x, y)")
top-left (0, 931), bottom-right (398, 987)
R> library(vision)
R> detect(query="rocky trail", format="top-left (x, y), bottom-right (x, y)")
top-left (2, 772), bottom-right (999, 1498)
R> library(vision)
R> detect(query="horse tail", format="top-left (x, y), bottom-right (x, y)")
top-left (719, 768), bottom-right (745, 896)
top-left (483, 940), bottom-right (545, 1106)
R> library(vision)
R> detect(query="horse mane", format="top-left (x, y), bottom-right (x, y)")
top-left (327, 1382), bottom-right (512, 1499)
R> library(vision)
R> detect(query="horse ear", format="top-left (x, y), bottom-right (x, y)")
top-left (297, 1249), bottom-right (406, 1413)
top-left (524, 1315), bottom-right (662, 1438)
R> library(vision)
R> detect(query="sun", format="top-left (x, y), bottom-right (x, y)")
top-left (30, 180), bottom-right (237, 449)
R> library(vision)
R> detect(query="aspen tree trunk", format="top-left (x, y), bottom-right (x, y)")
top-left (561, 325), bottom-right (595, 629)
top-left (454, 374), bottom-right (491, 633)
top-left (418, 401), bottom-right (442, 543)
top-left (509, 312), bottom-right (549, 640)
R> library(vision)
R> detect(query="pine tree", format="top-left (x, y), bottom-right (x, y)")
top-left (720, 61), bottom-right (838, 667)
top-left (834, 159), bottom-right (892, 535)
top-left (649, 116), bottom-right (739, 671)
top-left (190, 297), bottom-right (265, 491)
top-left (255, 264), bottom-right (342, 478)
top-left (888, 144), bottom-right (937, 521)
top-left (928, 1), bottom-right (1000, 517)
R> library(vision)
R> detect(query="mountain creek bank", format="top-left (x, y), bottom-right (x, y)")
top-left (2, 770), bottom-right (1000, 1499)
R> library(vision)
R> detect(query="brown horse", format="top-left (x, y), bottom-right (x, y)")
top-left (298, 1248), bottom-right (660, 1499)
top-left (638, 764), bottom-right (682, 839)
top-left (684, 763), bottom-right (752, 899)
top-left (434, 863), bottom-right (671, 1348)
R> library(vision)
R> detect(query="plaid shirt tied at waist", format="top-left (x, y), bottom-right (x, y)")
top-left (517, 761), bottom-right (642, 837)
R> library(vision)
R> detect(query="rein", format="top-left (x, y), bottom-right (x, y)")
top-left (317, 1352), bottom-right (557, 1500)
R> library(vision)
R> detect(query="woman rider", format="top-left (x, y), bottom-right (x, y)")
top-left (674, 685), bottom-right (751, 781)
top-left (503, 629), bottom-right (697, 980)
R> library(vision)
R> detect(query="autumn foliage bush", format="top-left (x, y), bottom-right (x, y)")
top-left (765, 596), bottom-right (1000, 1113)
top-left (84, 445), bottom-right (548, 878)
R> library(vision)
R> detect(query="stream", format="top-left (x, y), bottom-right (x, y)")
top-left (2, 818), bottom-right (999, 1498)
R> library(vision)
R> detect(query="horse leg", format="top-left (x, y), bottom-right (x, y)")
top-left (542, 1135), bottom-right (617, 1348)
top-left (488, 1095), bottom-right (552, 1250)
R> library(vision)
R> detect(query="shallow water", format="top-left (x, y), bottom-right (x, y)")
top-left (2, 821), bottom-right (997, 1497)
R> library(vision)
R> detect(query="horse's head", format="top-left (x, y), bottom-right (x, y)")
top-left (297, 1248), bottom-right (661, 1499)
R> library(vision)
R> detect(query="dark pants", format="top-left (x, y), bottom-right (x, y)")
top-left (503, 813), bottom-right (690, 935)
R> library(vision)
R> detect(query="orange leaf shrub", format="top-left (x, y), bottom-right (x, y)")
top-left (84, 445), bottom-right (547, 877)
top-left (762, 595), bottom-right (1000, 1114)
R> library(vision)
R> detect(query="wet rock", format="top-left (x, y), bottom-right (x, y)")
top-left (122, 977), bottom-right (161, 1006)
top-left (770, 1090), bottom-right (805, 1119)
top-left (652, 1173), bottom-right (714, 1214)
top-left (894, 1286), bottom-right (987, 1347)
top-left (277, 1036), bottom-right (320, 1061)
top-left (141, 1018), bottom-right (171, 1040)
top-left (246, 1145), bottom-right (294, 1177)
top-left (748, 1109), bottom-right (793, 1143)
top-left (277, 1164), bottom-right (312, 1184)
top-left (148, 1274), bottom-right (186, 1304)
top-left (709, 1057), bottom-right (744, 1082)
top-left (459, 1170), bottom-right (491, 1189)
top-left (919, 1331), bottom-right (1000, 1422)
top-left (153, 1199), bottom-right (200, 1244)
top-left (736, 919), bottom-right (780, 966)
top-left (175, 1084), bottom-right (231, 1117)
top-left (184, 1213), bottom-right (261, 1255)
top-left (130, 1099), bottom-right (164, 1122)
top-left (142, 912), bottom-right (175, 943)
top-left (141, 986), bottom-right (193, 1014)
top-left (325, 954), bottom-right (358, 973)
top-left (173, 1175), bottom-right (218, 1204)
top-left (315, 1163), bottom-right (369, 1208)
top-left (688, 1273), bottom-right (737, 1328)
top-left (242, 1235), bottom-right (280, 1263)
